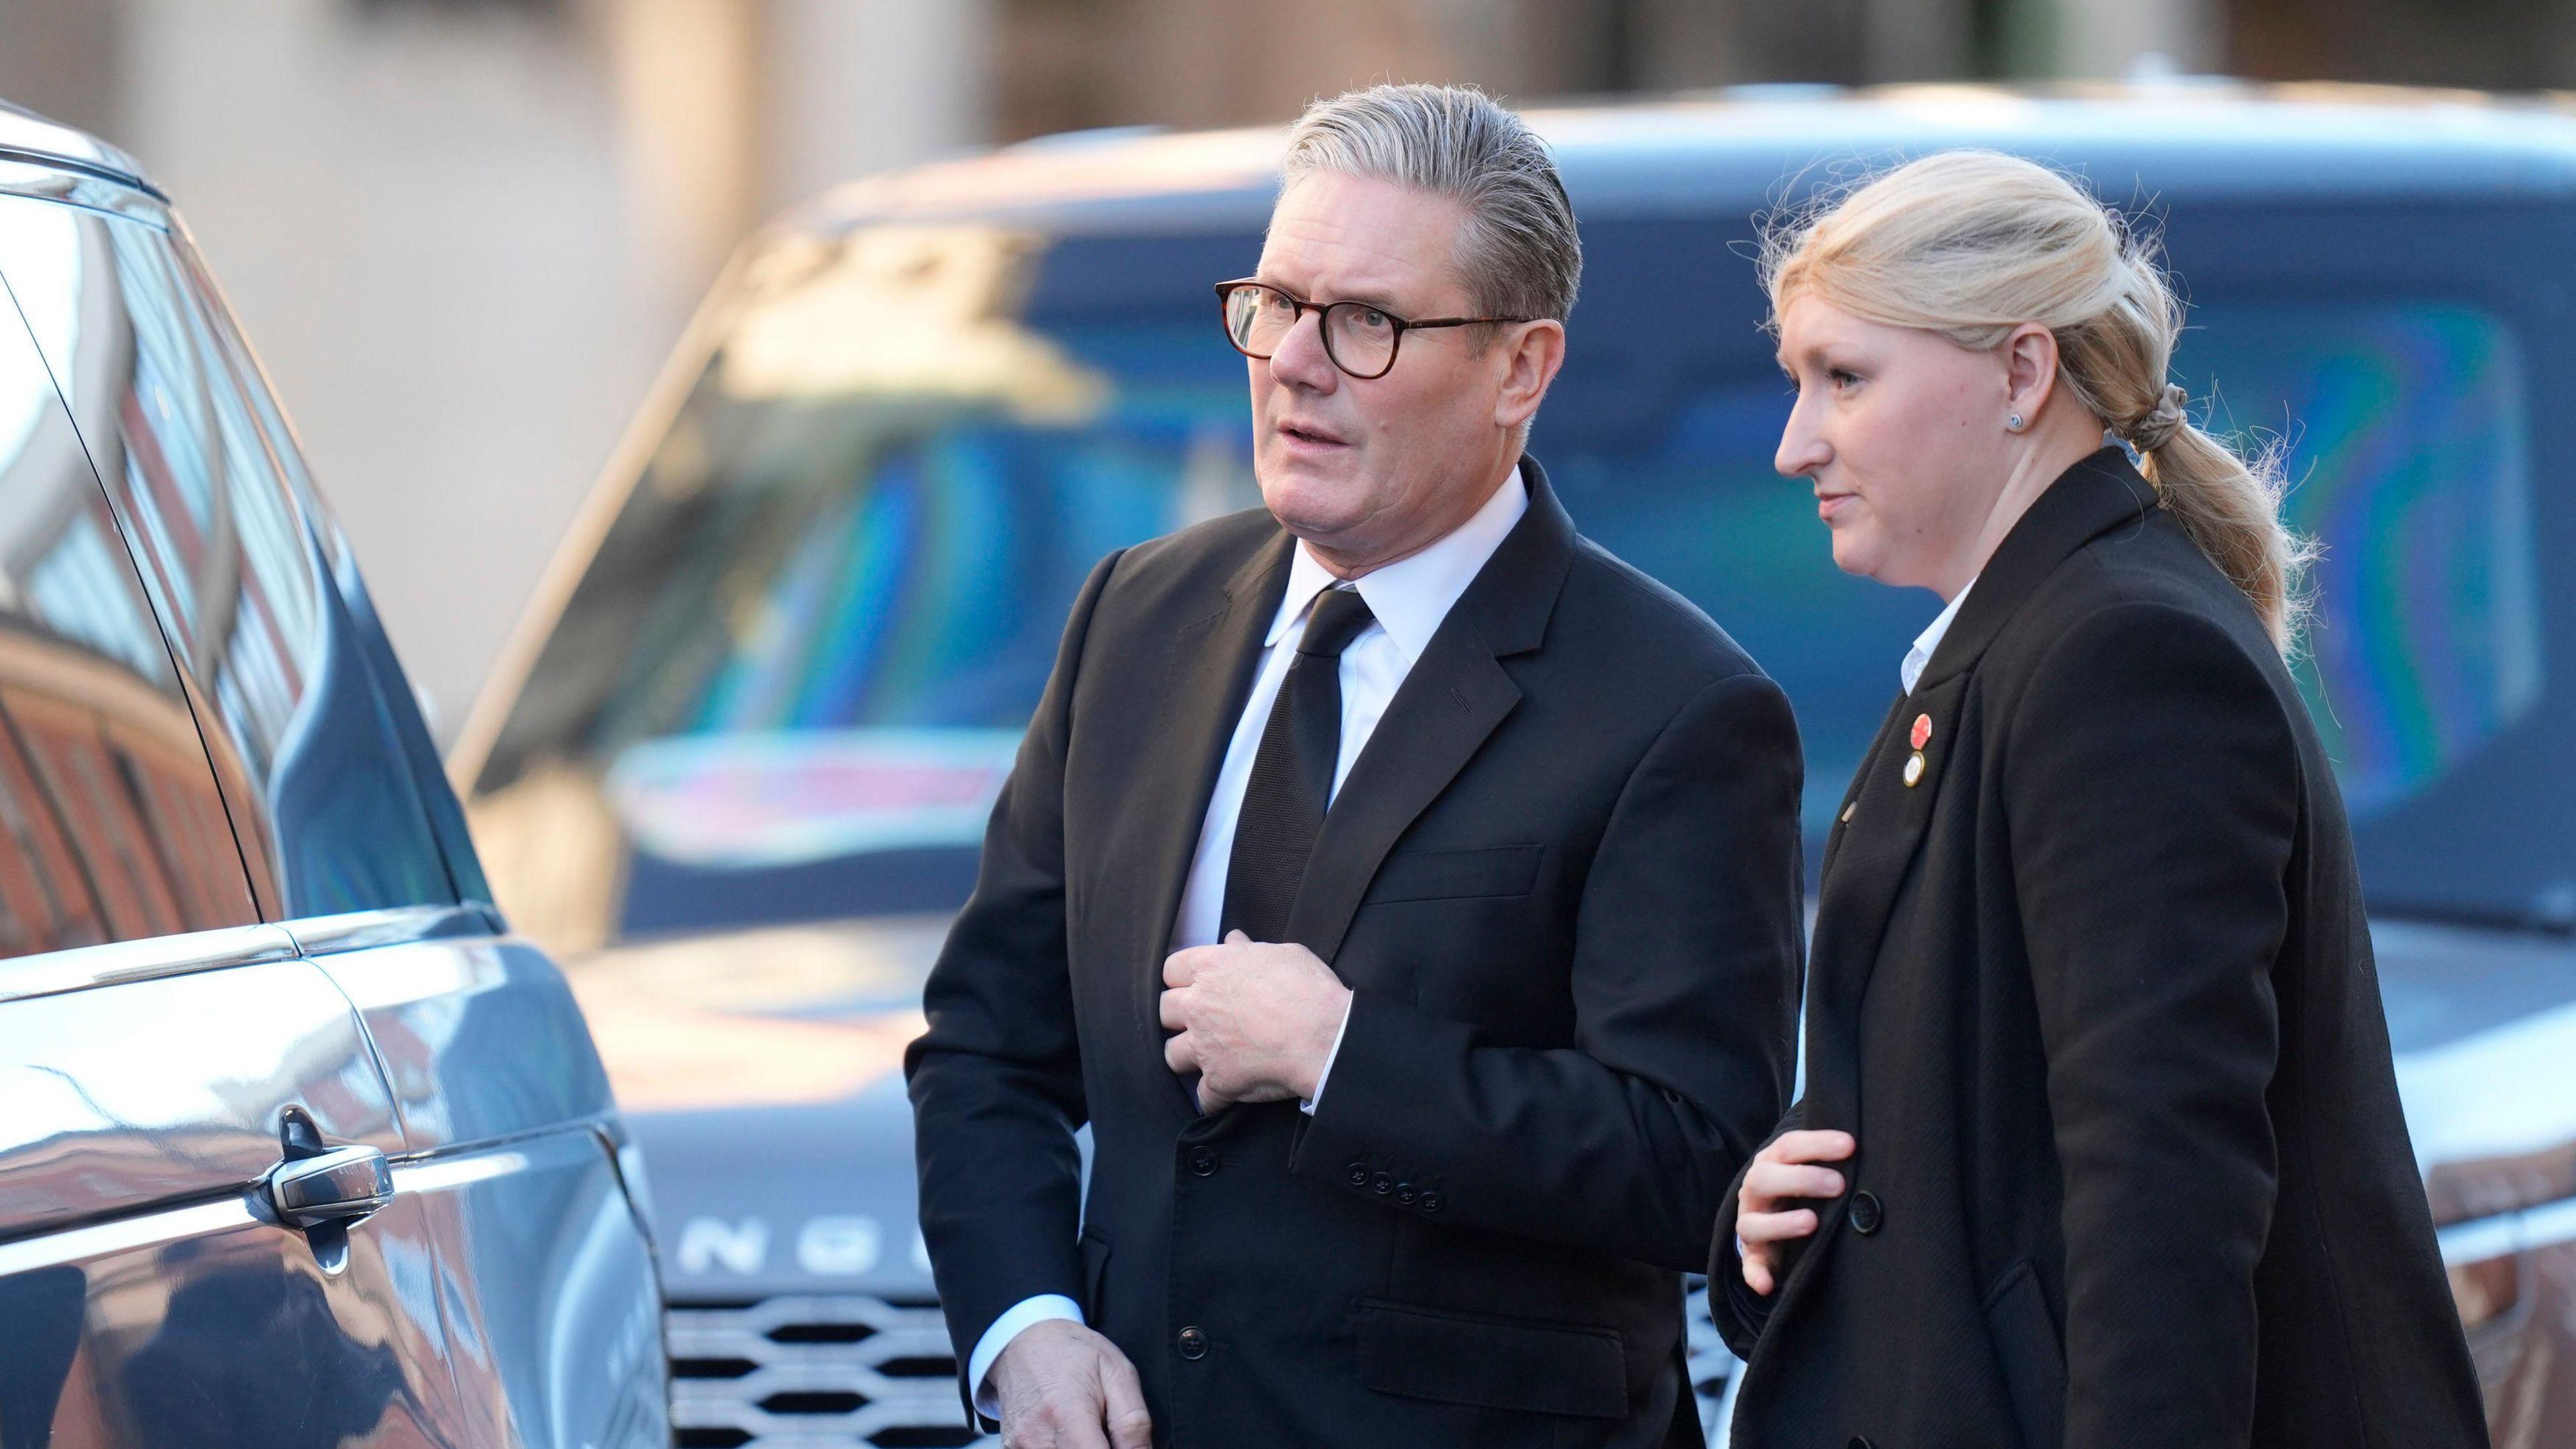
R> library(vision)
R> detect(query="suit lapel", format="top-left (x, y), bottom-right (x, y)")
top-left (1284, 458), bottom-right (1572, 970)
top-left (1118, 531), bottom-right (1292, 1114)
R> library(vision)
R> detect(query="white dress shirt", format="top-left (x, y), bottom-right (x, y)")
top-left (966, 469), bottom-right (1531, 1415)
top-left (1900, 578), bottom-right (1976, 694)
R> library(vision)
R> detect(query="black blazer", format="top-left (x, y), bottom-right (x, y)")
top-left (1711, 450), bottom-right (2486, 1448)
top-left (908, 460), bottom-right (1805, 1448)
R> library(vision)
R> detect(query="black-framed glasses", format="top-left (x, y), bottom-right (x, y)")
top-left (1214, 278), bottom-right (1534, 380)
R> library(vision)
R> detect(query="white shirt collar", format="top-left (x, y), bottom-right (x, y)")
top-left (1265, 467), bottom-right (1531, 663)
top-left (1901, 576), bottom-right (1977, 695)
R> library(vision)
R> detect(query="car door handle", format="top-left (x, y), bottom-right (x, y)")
top-left (266, 1144), bottom-right (394, 1227)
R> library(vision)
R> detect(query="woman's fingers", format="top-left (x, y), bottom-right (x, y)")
top-left (1743, 1160), bottom-right (1847, 1208)
top-left (1737, 1129), bottom-right (1856, 1297)
top-left (1738, 1207), bottom-right (1820, 1244)
top-left (1763, 1128), bottom-right (1858, 1165)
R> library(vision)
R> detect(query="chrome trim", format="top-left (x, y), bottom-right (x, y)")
top-left (0, 156), bottom-right (172, 227)
top-left (0, 101), bottom-right (162, 197)
top-left (280, 904), bottom-right (500, 957)
top-left (0, 1195), bottom-right (257, 1277)
top-left (269, 1145), bottom-right (395, 1226)
top-left (0, 922), bottom-right (299, 1006)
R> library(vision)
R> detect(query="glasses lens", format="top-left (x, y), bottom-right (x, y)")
top-left (1324, 303), bottom-right (1397, 376)
top-left (1225, 285), bottom-right (1295, 356)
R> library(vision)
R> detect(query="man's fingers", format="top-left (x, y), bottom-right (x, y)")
top-left (1164, 1030), bottom-right (1198, 1075)
top-left (1157, 986), bottom-right (1189, 1030)
top-left (1163, 947), bottom-right (1210, 987)
top-left (1224, 929), bottom-right (1251, 945)
top-left (1101, 1353), bottom-right (1153, 1449)
top-left (1741, 1248), bottom-right (1776, 1296)
top-left (1737, 1207), bottom-right (1820, 1244)
top-left (1764, 1129), bottom-right (1858, 1165)
top-left (1744, 1161), bottom-right (1845, 1206)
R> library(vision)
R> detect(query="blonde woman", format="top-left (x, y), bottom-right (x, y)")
top-left (1711, 152), bottom-right (2486, 1448)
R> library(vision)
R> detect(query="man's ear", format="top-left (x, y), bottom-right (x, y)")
top-left (1495, 319), bottom-right (1567, 431)
top-left (2000, 322), bottom-right (2060, 422)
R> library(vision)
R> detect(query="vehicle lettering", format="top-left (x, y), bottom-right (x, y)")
top-left (796, 1215), bottom-right (882, 1275)
top-left (677, 1216), bottom-right (769, 1275)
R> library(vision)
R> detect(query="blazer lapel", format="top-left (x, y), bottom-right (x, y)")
top-left (1799, 447), bottom-right (2162, 1130)
top-left (1283, 458), bottom-right (1572, 970)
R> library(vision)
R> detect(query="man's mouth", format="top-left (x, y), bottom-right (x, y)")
top-left (1278, 421), bottom-right (1348, 448)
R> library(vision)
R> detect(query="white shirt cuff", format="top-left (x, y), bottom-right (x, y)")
top-left (1299, 994), bottom-right (1355, 1115)
top-left (967, 1293), bottom-right (1085, 1418)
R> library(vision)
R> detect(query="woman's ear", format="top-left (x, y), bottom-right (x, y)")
top-left (2000, 322), bottom-right (2060, 425)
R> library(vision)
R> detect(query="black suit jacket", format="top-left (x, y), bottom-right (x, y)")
top-left (907, 459), bottom-right (1805, 1448)
top-left (1711, 450), bottom-right (2486, 1448)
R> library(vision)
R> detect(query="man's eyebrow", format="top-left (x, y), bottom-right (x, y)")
top-left (1255, 274), bottom-right (1409, 312)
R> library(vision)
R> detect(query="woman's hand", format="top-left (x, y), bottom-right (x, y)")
top-left (1737, 1129), bottom-right (1857, 1295)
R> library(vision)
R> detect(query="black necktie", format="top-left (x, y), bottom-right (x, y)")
top-left (1222, 585), bottom-right (1377, 945)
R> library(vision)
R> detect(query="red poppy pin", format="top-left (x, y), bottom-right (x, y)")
top-left (1910, 714), bottom-right (1933, 751)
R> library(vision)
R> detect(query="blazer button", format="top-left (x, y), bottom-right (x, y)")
top-left (1346, 1163), bottom-right (1368, 1187)
top-left (1849, 1438), bottom-right (1876, 1449)
top-left (1418, 1190), bottom-right (1444, 1214)
top-left (1849, 1191), bottom-right (1884, 1236)
top-left (1177, 1325), bottom-right (1209, 1360)
top-left (1187, 1145), bottom-right (1218, 1177)
top-left (1371, 1172), bottom-right (1395, 1195)
top-left (1395, 1182), bottom-right (1417, 1205)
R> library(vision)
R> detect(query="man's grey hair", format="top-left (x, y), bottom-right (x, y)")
top-left (1281, 83), bottom-right (1580, 327)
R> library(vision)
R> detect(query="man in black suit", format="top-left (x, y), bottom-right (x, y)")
top-left (906, 83), bottom-right (1805, 1449)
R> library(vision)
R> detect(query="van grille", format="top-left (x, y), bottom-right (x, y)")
top-left (668, 1285), bottom-right (1735, 1446)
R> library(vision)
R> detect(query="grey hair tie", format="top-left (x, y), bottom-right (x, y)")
top-left (2131, 383), bottom-right (2189, 453)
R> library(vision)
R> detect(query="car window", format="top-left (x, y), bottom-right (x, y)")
top-left (0, 197), bottom-right (458, 918)
top-left (472, 205), bottom-right (2573, 939)
top-left (0, 203), bottom-right (260, 954)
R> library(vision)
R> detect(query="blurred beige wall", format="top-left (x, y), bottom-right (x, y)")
top-left (1, 0), bottom-right (992, 741)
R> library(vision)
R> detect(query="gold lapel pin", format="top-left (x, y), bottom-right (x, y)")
top-left (1902, 751), bottom-right (1927, 788)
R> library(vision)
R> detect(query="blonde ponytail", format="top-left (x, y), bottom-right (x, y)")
top-left (1764, 150), bottom-right (2316, 653)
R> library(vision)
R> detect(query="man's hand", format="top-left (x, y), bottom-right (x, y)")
top-left (1161, 931), bottom-right (1351, 1110)
top-left (1737, 1129), bottom-right (1856, 1296)
top-left (989, 1319), bottom-right (1152, 1449)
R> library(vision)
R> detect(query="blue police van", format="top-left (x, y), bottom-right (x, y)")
top-left (457, 84), bottom-right (2576, 1445)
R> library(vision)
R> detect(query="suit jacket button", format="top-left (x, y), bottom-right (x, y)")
top-left (1177, 1326), bottom-right (1209, 1360)
top-left (1371, 1172), bottom-right (1395, 1195)
top-left (1849, 1438), bottom-right (1876, 1449)
top-left (1187, 1145), bottom-right (1218, 1177)
top-left (1418, 1191), bottom-right (1443, 1214)
top-left (1395, 1182), bottom-right (1417, 1204)
top-left (1849, 1190), bottom-right (1884, 1236)
top-left (1346, 1163), bottom-right (1368, 1187)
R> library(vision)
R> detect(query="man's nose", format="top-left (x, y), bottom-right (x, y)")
top-left (1267, 308), bottom-right (1340, 392)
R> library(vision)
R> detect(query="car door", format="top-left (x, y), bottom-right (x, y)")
top-left (0, 180), bottom-right (478, 1449)
top-left (0, 187), bottom-right (667, 1449)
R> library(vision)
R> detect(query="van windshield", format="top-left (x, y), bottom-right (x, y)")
top-left (473, 207), bottom-right (2566, 943)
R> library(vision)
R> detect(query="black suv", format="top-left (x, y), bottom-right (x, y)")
top-left (0, 103), bottom-right (667, 1449)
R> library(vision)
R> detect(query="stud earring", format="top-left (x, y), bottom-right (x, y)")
top-left (2006, 413), bottom-right (2025, 431)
